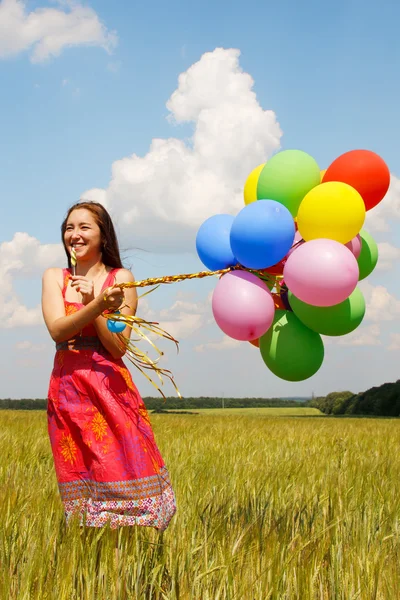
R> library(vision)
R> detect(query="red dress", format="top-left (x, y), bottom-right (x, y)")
top-left (47, 268), bottom-right (176, 530)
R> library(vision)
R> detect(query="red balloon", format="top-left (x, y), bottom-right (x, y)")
top-left (322, 149), bottom-right (390, 211)
top-left (264, 260), bottom-right (285, 276)
top-left (272, 293), bottom-right (286, 310)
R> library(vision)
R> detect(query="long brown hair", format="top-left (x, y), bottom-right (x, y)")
top-left (61, 201), bottom-right (124, 269)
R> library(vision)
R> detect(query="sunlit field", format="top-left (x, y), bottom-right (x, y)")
top-left (2, 408), bottom-right (400, 599)
top-left (170, 407), bottom-right (322, 416)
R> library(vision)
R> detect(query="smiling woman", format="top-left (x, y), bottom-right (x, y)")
top-left (41, 201), bottom-right (176, 530)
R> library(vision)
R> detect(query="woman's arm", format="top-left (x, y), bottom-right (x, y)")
top-left (92, 269), bottom-right (138, 359)
top-left (41, 268), bottom-right (124, 344)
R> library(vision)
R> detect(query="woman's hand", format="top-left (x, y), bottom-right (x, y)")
top-left (71, 276), bottom-right (125, 312)
top-left (98, 285), bottom-right (125, 313)
top-left (70, 275), bottom-right (95, 305)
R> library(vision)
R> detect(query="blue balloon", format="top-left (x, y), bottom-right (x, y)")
top-left (107, 311), bottom-right (126, 333)
top-left (230, 200), bottom-right (295, 269)
top-left (196, 214), bottom-right (237, 271)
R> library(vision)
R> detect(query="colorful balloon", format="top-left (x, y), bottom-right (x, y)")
top-left (107, 311), bottom-right (126, 333)
top-left (230, 200), bottom-right (295, 269)
top-left (345, 234), bottom-right (362, 259)
top-left (297, 182), bottom-right (365, 244)
top-left (357, 230), bottom-right (379, 280)
top-left (257, 150), bottom-right (321, 217)
top-left (283, 239), bottom-right (359, 307)
top-left (288, 288), bottom-right (365, 336)
top-left (212, 271), bottom-right (275, 341)
top-left (196, 214), bottom-right (237, 271)
top-left (244, 163), bottom-right (265, 205)
top-left (322, 149), bottom-right (390, 211)
top-left (320, 169), bottom-right (327, 181)
top-left (259, 310), bottom-right (324, 381)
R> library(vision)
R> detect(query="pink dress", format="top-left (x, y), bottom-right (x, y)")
top-left (46, 268), bottom-right (176, 529)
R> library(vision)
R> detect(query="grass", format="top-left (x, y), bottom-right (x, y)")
top-left (1, 408), bottom-right (400, 599)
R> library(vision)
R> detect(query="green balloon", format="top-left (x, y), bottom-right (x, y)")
top-left (288, 288), bottom-right (365, 336)
top-left (357, 230), bottom-right (378, 280)
top-left (257, 150), bottom-right (321, 217)
top-left (259, 310), bottom-right (324, 382)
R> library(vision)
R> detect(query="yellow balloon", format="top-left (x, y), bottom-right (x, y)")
top-left (297, 182), bottom-right (366, 244)
top-left (320, 169), bottom-right (326, 182)
top-left (244, 163), bottom-right (265, 205)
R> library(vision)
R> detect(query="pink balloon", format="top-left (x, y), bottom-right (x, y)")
top-left (212, 271), bottom-right (275, 341)
top-left (345, 234), bottom-right (362, 259)
top-left (283, 239), bottom-right (359, 307)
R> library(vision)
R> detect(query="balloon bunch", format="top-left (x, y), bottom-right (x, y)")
top-left (196, 149), bottom-right (390, 382)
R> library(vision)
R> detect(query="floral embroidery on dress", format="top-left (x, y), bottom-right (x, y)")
top-left (65, 304), bottom-right (79, 316)
top-left (59, 434), bottom-right (78, 464)
top-left (138, 404), bottom-right (151, 427)
top-left (117, 365), bottom-right (135, 391)
top-left (91, 412), bottom-right (108, 441)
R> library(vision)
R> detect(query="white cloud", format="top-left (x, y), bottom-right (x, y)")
top-left (337, 324), bottom-right (382, 347)
top-left (80, 48), bottom-right (282, 252)
top-left (1, 232), bottom-right (64, 276)
top-left (365, 175), bottom-right (400, 232)
top-left (195, 335), bottom-right (241, 352)
top-left (0, 0), bottom-right (117, 63)
top-left (0, 233), bottom-right (64, 328)
top-left (159, 313), bottom-right (203, 340)
top-left (158, 298), bottom-right (211, 340)
top-left (360, 282), bottom-right (400, 322)
top-left (80, 187), bottom-right (108, 208)
top-left (376, 242), bottom-right (400, 271)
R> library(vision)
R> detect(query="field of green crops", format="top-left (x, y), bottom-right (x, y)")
top-left (2, 408), bottom-right (400, 599)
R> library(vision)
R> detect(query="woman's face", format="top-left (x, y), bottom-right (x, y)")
top-left (64, 208), bottom-right (102, 262)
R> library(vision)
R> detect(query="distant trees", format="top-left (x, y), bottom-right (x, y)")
top-left (309, 381), bottom-right (400, 417)
top-left (0, 396), bottom-right (307, 411)
top-left (0, 398), bottom-right (47, 410)
top-left (308, 391), bottom-right (354, 415)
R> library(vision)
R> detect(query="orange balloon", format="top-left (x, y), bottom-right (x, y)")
top-left (320, 169), bottom-right (326, 181)
top-left (322, 150), bottom-right (390, 211)
top-left (249, 338), bottom-right (259, 347)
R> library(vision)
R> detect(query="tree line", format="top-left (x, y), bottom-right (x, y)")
top-left (0, 396), bottom-right (307, 411)
top-left (308, 380), bottom-right (400, 417)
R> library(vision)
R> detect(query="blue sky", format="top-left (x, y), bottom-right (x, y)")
top-left (1, 0), bottom-right (399, 399)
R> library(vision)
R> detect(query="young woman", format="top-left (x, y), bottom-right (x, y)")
top-left (42, 201), bottom-right (176, 530)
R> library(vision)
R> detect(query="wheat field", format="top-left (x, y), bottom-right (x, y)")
top-left (1, 408), bottom-right (400, 599)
